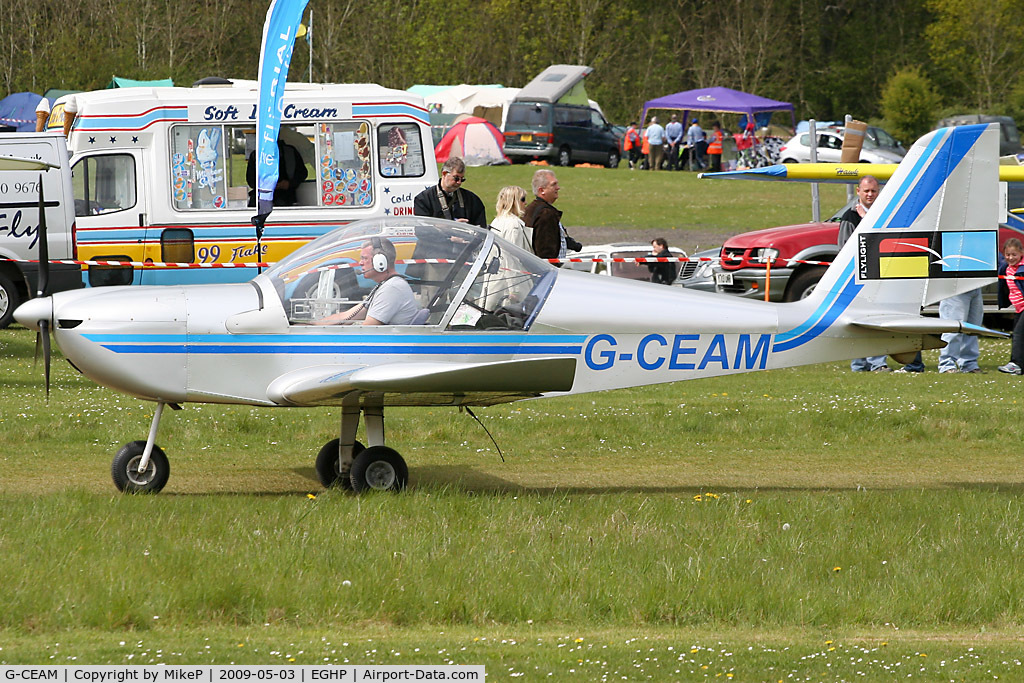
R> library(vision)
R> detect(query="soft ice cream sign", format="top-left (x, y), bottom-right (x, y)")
top-left (194, 103), bottom-right (350, 122)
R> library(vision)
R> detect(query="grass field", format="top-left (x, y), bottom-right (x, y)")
top-left (452, 164), bottom-right (848, 251)
top-left (1, 166), bottom-right (1023, 680)
top-left (3, 322), bottom-right (1024, 679)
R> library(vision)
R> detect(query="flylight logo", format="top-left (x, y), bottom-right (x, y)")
top-left (857, 230), bottom-right (997, 279)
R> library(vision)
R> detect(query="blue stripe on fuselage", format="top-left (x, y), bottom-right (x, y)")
top-left (83, 333), bottom-right (587, 344)
top-left (97, 344), bottom-right (583, 355)
top-left (83, 332), bottom-right (587, 356)
top-left (773, 260), bottom-right (856, 345)
top-left (772, 270), bottom-right (863, 352)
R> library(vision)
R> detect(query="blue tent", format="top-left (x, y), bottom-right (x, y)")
top-left (106, 76), bottom-right (174, 89)
top-left (0, 91), bottom-right (46, 132)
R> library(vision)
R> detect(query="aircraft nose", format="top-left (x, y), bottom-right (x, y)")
top-left (13, 297), bottom-right (53, 331)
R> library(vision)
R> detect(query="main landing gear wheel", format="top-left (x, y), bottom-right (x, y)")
top-left (349, 446), bottom-right (408, 493)
top-left (111, 440), bottom-right (170, 493)
top-left (315, 438), bottom-right (365, 490)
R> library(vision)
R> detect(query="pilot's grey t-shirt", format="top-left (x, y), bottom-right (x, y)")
top-left (366, 276), bottom-right (419, 325)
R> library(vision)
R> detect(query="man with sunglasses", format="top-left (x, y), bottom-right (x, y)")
top-left (413, 156), bottom-right (487, 227)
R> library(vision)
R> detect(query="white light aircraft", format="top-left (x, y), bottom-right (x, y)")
top-left (15, 124), bottom-right (1007, 493)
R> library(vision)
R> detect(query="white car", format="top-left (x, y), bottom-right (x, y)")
top-left (562, 243), bottom-right (715, 291)
top-left (779, 127), bottom-right (905, 164)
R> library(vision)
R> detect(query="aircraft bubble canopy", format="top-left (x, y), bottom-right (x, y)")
top-left (261, 217), bottom-right (556, 329)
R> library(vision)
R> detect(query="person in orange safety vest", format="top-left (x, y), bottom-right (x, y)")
top-left (707, 122), bottom-right (724, 172)
top-left (623, 121), bottom-right (642, 170)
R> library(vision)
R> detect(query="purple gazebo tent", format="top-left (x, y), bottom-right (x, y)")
top-left (640, 86), bottom-right (795, 129)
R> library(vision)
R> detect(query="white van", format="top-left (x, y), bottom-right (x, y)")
top-left (29, 81), bottom-right (437, 295)
top-left (0, 133), bottom-right (80, 327)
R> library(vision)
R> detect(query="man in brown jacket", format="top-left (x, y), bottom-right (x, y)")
top-left (524, 169), bottom-right (581, 262)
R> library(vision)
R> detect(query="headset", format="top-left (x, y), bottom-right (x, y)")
top-left (369, 236), bottom-right (393, 273)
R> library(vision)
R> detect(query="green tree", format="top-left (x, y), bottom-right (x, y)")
top-left (925, 0), bottom-right (1024, 111)
top-left (793, 0), bottom-right (932, 123)
top-left (880, 66), bottom-right (941, 142)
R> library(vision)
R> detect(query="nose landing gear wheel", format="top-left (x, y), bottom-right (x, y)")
top-left (349, 446), bottom-right (408, 492)
top-left (315, 438), bottom-right (365, 490)
top-left (112, 440), bottom-right (170, 493)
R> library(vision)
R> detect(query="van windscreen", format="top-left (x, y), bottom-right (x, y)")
top-left (506, 103), bottom-right (548, 130)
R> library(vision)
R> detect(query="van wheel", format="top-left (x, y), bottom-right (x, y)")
top-left (0, 272), bottom-right (21, 329)
top-left (558, 147), bottom-right (572, 167)
top-left (607, 149), bottom-right (620, 168)
top-left (784, 267), bottom-right (826, 302)
top-left (781, 158), bottom-right (799, 164)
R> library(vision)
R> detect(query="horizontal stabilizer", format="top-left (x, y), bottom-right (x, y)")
top-left (849, 315), bottom-right (1008, 338)
top-left (268, 357), bottom-right (577, 406)
top-left (700, 163), bottom-right (1024, 184)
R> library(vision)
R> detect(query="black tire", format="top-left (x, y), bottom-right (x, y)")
top-left (783, 267), bottom-right (827, 302)
top-left (111, 440), bottom-right (170, 493)
top-left (780, 158), bottom-right (799, 164)
top-left (0, 272), bottom-right (22, 330)
top-left (349, 446), bottom-right (408, 493)
top-left (607, 149), bottom-right (620, 169)
top-left (558, 147), bottom-right (572, 167)
top-left (314, 438), bottom-right (365, 489)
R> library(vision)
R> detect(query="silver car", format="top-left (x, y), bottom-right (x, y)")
top-left (779, 126), bottom-right (905, 164)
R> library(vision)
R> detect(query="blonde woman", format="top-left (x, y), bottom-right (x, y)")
top-left (490, 185), bottom-right (533, 253)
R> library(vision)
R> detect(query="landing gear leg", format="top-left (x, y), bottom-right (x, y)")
top-left (363, 406), bottom-right (384, 446)
top-left (351, 406), bottom-right (408, 492)
top-left (139, 402), bottom-right (165, 474)
top-left (315, 407), bottom-right (364, 489)
top-left (111, 401), bottom-right (173, 493)
top-left (315, 404), bottom-right (409, 493)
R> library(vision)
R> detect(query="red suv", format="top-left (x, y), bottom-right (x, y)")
top-left (713, 204), bottom-right (850, 301)
top-left (713, 205), bottom-right (1024, 314)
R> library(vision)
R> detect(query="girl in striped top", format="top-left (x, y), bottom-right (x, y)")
top-left (998, 238), bottom-right (1024, 374)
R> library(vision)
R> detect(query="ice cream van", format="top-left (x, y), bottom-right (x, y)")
top-left (48, 81), bottom-right (438, 290)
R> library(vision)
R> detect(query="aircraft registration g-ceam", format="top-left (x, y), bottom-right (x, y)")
top-left (14, 123), bottom-right (1009, 494)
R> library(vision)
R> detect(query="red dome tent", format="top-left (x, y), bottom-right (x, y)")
top-left (434, 115), bottom-right (509, 166)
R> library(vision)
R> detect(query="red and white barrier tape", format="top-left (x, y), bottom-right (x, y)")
top-left (2, 256), bottom-right (725, 270)
top-left (7, 256), bottom-right (1024, 280)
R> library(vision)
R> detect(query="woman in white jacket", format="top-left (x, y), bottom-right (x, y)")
top-left (482, 186), bottom-right (534, 311)
top-left (489, 186), bottom-right (533, 253)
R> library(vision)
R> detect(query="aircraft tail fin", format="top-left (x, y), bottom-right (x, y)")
top-left (771, 124), bottom-right (1001, 357)
top-left (803, 123), bottom-right (1000, 315)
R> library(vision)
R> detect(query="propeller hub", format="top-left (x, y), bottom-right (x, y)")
top-left (13, 297), bottom-right (53, 331)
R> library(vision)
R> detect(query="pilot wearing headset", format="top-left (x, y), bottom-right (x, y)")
top-left (316, 237), bottom-right (420, 325)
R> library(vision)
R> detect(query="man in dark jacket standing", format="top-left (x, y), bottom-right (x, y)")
top-left (525, 169), bottom-right (580, 262)
top-left (413, 156), bottom-right (487, 227)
